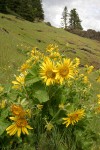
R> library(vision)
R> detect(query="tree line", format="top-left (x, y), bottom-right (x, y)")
top-left (61, 6), bottom-right (100, 41)
top-left (0, 0), bottom-right (44, 22)
top-left (61, 6), bottom-right (83, 30)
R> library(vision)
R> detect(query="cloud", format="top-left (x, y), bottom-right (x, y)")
top-left (42, 0), bottom-right (100, 31)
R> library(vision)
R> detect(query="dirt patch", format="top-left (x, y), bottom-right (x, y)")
top-left (80, 47), bottom-right (95, 55)
top-left (37, 30), bottom-right (42, 32)
top-left (0, 27), bottom-right (9, 34)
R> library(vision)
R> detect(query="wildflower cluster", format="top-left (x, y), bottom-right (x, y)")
top-left (0, 44), bottom-right (100, 149)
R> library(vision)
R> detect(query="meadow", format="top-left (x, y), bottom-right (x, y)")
top-left (0, 13), bottom-right (100, 84)
top-left (0, 13), bottom-right (100, 150)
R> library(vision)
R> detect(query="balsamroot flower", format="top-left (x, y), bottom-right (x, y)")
top-left (46, 44), bottom-right (58, 52)
top-left (12, 75), bottom-right (25, 85)
top-left (6, 117), bottom-right (33, 137)
top-left (55, 58), bottom-right (74, 84)
top-left (11, 104), bottom-right (26, 118)
top-left (62, 109), bottom-right (85, 127)
top-left (19, 63), bottom-right (30, 73)
top-left (85, 65), bottom-right (94, 74)
top-left (40, 58), bottom-right (56, 86)
top-left (12, 75), bottom-right (25, 90)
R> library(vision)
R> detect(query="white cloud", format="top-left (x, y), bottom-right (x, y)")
top-left (42, 0), bottom-right (100, 31)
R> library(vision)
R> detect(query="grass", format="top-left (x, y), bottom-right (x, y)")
top-left (0, 13), bottom-right (100, 85)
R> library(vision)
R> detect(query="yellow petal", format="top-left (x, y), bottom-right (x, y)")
top-left (9, 117), bottom-right (17, 121)
top-left (12, 81), bottom-right (19, 85)
top-left (9, 126), bottom-right (17, 136)
top-left (22, 127), bottom-right (26, 134)
top-left (17, 128), bottom-right (21, 137)
top-left (6, 124), bottom-right (16, 131)
top-left (26, 125), bottom-right (33, 129)
top-left (23, 127), bottom-right (29, 135)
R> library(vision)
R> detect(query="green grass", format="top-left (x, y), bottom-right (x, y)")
top-left (0, 13), bottom-right (100, 84)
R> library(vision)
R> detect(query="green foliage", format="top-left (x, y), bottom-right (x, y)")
top-left (0, 0), bottom-right (8, 13)
top-left (0, 0), bottom-right (44, 22)
top-left (0, 44), bottom-right (100, 149)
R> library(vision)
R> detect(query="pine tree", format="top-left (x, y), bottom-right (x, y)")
top-left (6, 0), bottom-right (21, 13)
top-left (19, 0), bottom-right (34, 21)
top-left (61, 6), bottom-right (68, 29)
top-left (69, 9), bottom-right (83, 30)
top-left (32, 0), bottom-right (44, 21)
top-left (0, 0), bottom-right (7, 13)
top-left (0, 0), bottom-right (44, 22)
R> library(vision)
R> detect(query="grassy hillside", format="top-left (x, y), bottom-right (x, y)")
top-left (0, 13), bottom-right (100, 84)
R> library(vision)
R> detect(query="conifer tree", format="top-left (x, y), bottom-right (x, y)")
top-left (69, 8), bottom-right (83, 30)
top-left (61, 6), bottom-right (68, 29)
top-left (0, 0), bottom-right (44, 22)
top-left (0, 0), bottom-right (7, 13)
top-left (32, 0), bottom-right (44, 21)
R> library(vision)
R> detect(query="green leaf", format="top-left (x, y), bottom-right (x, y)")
top-left (26, 77), bottom-right (41, 85)
top-left (32, 82), bottom-right (49, 103)
top-left (25, 68), bottom-right (41, 85)
top-left (1, 109), bottom-right (9, 119)
top-left (0, 119), bottom-right (10, 135)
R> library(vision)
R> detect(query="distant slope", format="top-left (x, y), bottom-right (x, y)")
top-left (0, 13), bottom-right (100, 84)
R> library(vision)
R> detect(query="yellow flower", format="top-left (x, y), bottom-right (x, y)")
top-left (0, 86), bottom-right (4, 93)
top-left (85, 65), bottom-right (94, 74)
top-left (12, 75), bottom-right (25, 90)
top-left (59, 104), bottom-right (65, 110)
top-left (49, 52), bottom-right (61, 59)
top-left (26, 109), bottom-right (31, 118)
top-left (62, 109), bottom-right (85, 127)
top-left (40, 58), bottom-right (56, 86)
top-left (46, 44), bottom-right (58, 52)
top-left (97, 94), bottom-right (100, 104)
top-left (12, 75), bottom-right (25, 85)
top-left (26, 57), bottom-right (33, 64)
top-left (12, 85), bottom-right (21, 90)
top-left (19, 63), bottom-right (30, 73)
top-left (0, 100), bottom-right (6, 108)
top-left (11, 104), bottom-right (26, 118)
top-left (97, 94), bottom-right (100, 99)
top-left (83, 76), bottom-right (88, 83)
top-left (6, 117), bottom-right (33, 137)
top-left (55, 58), bottom-right (74, 84)
top-left (73, 58), bottom-right (80, 67)
top-left (45, 122), bottom-right (54, 131)
top-left (37, 104), bottom-right (43, 110)
top-left (31, 47), bottom-right (38, 57)
top-left (96, 76), bottom-right (100, 82)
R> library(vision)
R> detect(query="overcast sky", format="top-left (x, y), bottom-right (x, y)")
top-left (42, 0), bottom-right (100, 31)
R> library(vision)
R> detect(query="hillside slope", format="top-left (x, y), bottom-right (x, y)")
top-left (0, 13), bottom-right (100, 84)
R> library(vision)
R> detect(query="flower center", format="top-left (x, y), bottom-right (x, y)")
top-left (16, 119), bottom-right (28, 127)
top-left (70, 114), bottom-right (79, 121)
top-left (46, 70), bottom-right (55, 78)
top-left (60, 67), bottom-right (69, 77)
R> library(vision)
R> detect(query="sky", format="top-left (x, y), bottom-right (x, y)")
top-left (42, 0), bottom-right (100, 31)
